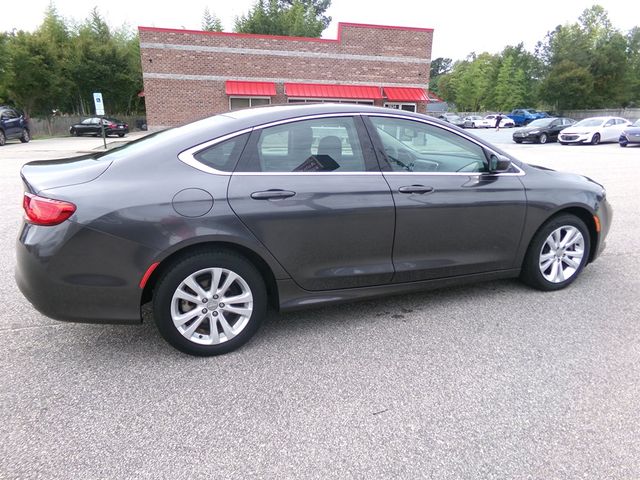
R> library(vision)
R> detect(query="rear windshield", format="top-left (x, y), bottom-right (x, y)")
top-left (91, 114), bottom-right (233, 162)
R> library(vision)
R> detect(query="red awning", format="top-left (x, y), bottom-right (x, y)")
top-left (383, 87), bottom-right (429, 102)
top-left (285, 82), bottom-right (382, 99)
top-left (226, 81), bottom-right (276, 96)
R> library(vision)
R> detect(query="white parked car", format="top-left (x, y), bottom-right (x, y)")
top-left (485, 114), bottom-right (515, 128)
top-left (558, 116), bottom-right (632, 145)
top-left (462, 115), bottom-right (492, 128)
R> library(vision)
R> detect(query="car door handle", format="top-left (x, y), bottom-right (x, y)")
top-left (398, 185), bottom-right (434, 194)
top-left (250, 189), bottom-right (296, 200)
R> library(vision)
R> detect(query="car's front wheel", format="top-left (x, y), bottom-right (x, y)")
top-left (591, 133), bottom-right (601, 145)
top-left (520, 214), bottom-right (590, 291)
top-left (538, 133), bottom-right (548, 144)
top-left (153, 250), bottom-right (267, 356)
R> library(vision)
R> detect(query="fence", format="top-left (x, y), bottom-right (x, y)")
top-left (454, 109), bottom-right (640, 121)
top-left (28, 115), bottom-right (147, 137)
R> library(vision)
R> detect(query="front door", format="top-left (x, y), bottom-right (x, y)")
top-left (365, 115), bottom-right (527, 283)
top-left (228, 115), bottom-right (395, 291)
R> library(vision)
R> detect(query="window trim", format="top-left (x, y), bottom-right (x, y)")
top-left (383, 102), bottom-right (417, 112)
top-left (229, 96), bottom-right (272, 111)
top-left (287, 98), bottom-right (374, 105)
top-left (178, 112), bottom-right (524, 177)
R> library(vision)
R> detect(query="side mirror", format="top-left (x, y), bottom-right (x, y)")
top-left (488, 154), bottom-right (512, 173)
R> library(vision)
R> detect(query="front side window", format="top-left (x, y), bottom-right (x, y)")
top-left (369, 116), bottom-right (488, 173)
top-left (242, 117), bottom-right (366, 172)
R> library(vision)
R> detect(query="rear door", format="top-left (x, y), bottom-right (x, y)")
top-left (364, 114), bottom-right (527, 283)
top-left (228, 114), bottom-right (396, 291)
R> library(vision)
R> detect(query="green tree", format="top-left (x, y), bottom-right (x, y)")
top-left (537, 5), bottom-right (631, 109)
top-left (235, 0), bottom-right (325, 37)
top-left (625, 27), bottom-right (640, 106)
top-left (202, 7), bottom-right (223, 32)
top-left (430, 57), bottom-right (453, 78)
top-left (278, 0), bottom-right (331, 30)
top-left (540, 60), bottom-right (594, 110)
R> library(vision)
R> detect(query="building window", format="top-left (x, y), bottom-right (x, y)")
top-left (287, 98), bottom-right (374, 105)
top-left (384, 103), bottom-right (417, 112)
top-left (229, 97), bottom-right (271, 111)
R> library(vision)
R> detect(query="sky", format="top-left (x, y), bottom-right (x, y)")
top-left (1, 0), bottom-right (638, 61)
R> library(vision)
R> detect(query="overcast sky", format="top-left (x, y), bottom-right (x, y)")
top-left (2, 1), bottom-right (638, 60)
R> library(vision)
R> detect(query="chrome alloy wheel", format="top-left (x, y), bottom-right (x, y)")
top-left (538, 226), bottom-right (585, 283)
top-left (171, 268), bottom-right (253, 345)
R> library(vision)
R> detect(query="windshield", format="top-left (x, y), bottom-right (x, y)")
top-left (574, 118), bottom-right (605, 127)
top-left (527, 118), bottom-right (554, 127)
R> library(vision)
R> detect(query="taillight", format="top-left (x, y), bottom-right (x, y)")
top-left (23, 193), bottom-right (76, 226)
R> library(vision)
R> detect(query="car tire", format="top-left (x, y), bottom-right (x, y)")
top-left (520, 214), bottom-right (590, 291)
top-left (619, 141), bottom-right (627, 147)
top-left (19, 128), bottom-right (31, 143)
top-left (70, 128), bottom-right (77, 136)
top-left (591, 133), bottom-right (600, 145)
top-left (0, 130), bottom-right (5, 146)
top-left (153, 250), bottom-right (267, 356)
top-left (539, 133), bottom-right (548, 144)
top-left (118, 133), bottom-right (125, 138)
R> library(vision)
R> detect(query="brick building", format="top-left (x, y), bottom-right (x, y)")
top-left (139, 22), bottom-right (434, 128)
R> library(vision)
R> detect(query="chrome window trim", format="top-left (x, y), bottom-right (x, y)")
top-left (178, 127), bottom-right (253, 175)
top-left (178, 112), bottom-right (525, 177)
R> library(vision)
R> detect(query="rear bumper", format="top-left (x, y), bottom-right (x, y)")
top-left (15, 221), bottom-right (153, 324)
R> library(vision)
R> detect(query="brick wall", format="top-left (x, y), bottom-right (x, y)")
top-left (139, 23), bottom-right (433, 127)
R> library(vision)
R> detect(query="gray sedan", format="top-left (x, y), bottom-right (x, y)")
top-left (16, 104), bottom-right (612, 356)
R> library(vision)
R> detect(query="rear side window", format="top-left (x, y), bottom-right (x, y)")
top-left (193, 133), bottom-right (250, 172)
top-left (240, 117), bottom-right (367, 172)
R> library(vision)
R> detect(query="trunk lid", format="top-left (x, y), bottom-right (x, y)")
top-left (21, 155), bottom-right (112, 194)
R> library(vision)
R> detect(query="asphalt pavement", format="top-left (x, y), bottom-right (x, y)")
top-left (1, 131), bottom-right (639, 479)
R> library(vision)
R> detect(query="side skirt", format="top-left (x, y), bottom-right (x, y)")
top-left (277, 269), bottom-right (521, 311)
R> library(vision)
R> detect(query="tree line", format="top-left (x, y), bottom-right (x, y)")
top-left (2, 2), bottom-right (636, 119)
top-left (0, 6), bottom-right (143, 117)
top-left (430, 6), bottom-right (640, 112)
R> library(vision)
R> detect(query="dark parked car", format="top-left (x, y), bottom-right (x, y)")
top-left (512, 117), bottom-right (576, 144)
top-left (0, 106), bottom-right (31, 146)
top-left (16, 104), bottom-right (611, 356)
top-left (619, 119), bottom-right (640, 147)
top-left (70, 117), bottom-right (129, 137)
top-left (438, 113), bottom-right (466, 128)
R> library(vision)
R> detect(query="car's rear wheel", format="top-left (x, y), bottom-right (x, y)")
top-left (539, 133), bottom-right (548, 144)
top-left (153, 250), bottom-right (267, 356)
top-left (520, 214), bottom-right (590, 291)
top-left (591, 133), bottom-right (601, 145)
top-left (0, 130), bottom-right (5, 146)
top-left (619, 140), bottom-right (627, 147)
top-left (118, 133), bottom-right (125, 138)
top-left (19, 128), bottom-right (30, 143)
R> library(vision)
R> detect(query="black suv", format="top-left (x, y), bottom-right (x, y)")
top-left (0, 106), bottom-right (31, 146)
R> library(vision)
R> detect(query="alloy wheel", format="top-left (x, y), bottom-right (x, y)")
top-left (170, 267), bottom-right (253, 345)
top-left (538, 226), bottom-right (585, 283)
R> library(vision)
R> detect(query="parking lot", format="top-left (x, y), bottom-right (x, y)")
top-left (1, 131), bottom-right (639, 478)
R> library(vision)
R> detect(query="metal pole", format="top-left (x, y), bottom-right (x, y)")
top-left (101, 115), bottom-right (107, 149)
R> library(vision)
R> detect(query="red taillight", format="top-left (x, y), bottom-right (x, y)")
top-left (23, 193), bottom-right (76, 226)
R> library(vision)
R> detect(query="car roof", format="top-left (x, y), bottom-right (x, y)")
top-left (206, 103), bottom-right (449, 131)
